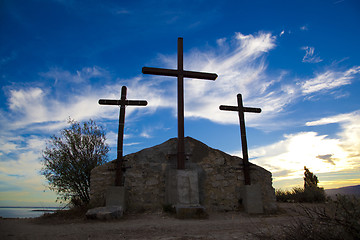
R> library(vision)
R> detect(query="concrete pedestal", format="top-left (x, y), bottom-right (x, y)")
top-left (241, 184), bottom-right (263, 214)
top-left (166, 169), bottom-right (200, 206)
top-left (166, 169), bottom-right (206, 218)
top-left (106, 186), bottom-right (126, 210)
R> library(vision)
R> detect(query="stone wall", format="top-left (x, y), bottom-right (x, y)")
top-left (90, 137), bottom-right (277, 213)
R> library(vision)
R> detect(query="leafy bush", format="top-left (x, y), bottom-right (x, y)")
top-left (41, 118), bottom-right (109, 206)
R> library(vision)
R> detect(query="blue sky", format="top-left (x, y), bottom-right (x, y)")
top-left (1, 0), bottom-right (360, 206)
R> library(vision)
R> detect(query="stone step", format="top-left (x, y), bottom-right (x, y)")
top-left (175, 205), bottom-right (208, 219)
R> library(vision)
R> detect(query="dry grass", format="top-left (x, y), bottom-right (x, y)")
top-left (34, 206), bottom-right (89, 224)
top-left (252, 195), bottom-right (360, 240)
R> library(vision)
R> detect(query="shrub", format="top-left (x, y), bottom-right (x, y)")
top-left (275, 189), bottom-right (291, 202)
top-left (254, 195), bottom-right (360, 240)
top-left (275, 167), bottom-right (326, 203)
top-left (276, 186), bottom-right (326, 203)
top-left (302, 186), bottom-right (326, 203)
top-left (41, 118), bottom-right (109, 206)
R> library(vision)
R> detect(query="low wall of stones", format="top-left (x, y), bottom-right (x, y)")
top-left (90, 137), bottom-right (277, 213)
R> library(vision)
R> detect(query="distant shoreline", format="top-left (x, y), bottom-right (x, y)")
top-left (0, 206), bottom-right (61, 218)
top-left (32, 209), bottom-right (57, 212)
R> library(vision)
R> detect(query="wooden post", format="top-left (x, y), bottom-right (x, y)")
top-left (99, 86), bottom-right (147, 186)
top-left (219, 94), bottom-right (261, 185)
top-left (142, 38), bottom-right (218, 169)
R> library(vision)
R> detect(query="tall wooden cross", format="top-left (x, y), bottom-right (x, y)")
top-left (99, 86), bottom-right (147, 186)
top-left (219, 94), bottom-right (261, 185)
top-left (142, 37), bottom-right (218, 169)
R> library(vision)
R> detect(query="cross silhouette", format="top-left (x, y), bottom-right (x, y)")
top-left (99, 86), bottom-right (147, 186)
top-left (142, 37), bottom-right (218, 169)
top-left (219, 94), bottom-right (261, 185)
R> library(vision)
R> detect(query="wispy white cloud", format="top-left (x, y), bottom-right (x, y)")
top-left (216, 37), bottom-right (227, 46)
top-left (2, 33), bottom-right (359, 137)
top-left (0, 134), bottom-right (50, 201)
top-left (123, 142), bottom-right (141, 147)
top-left (8, 88), bottom-right (47, 123)
top-left (40, 66), bottom-right (109, 85)
top-left (140, 131), bottom-right (151, 138)
top-left (307, 110), bottom-right (360, 166)
top-left (5, 86), bottom-right (107, 130)
top-left (300, 66), bottom-right (360, 94)
top-left (149, 32), bottom-right (359, 131)
top-left (4, 67), bottom-right (157, 132)
top-left (302, 46), bottom-right (322, 63)
top-left (0, 135), bottom-right (21, 155)
top-left (306, 111), bottom-right (360, 126)
top-left (105, 131), bottom-right (118, 146)
top-left (151, 32), bottom-right (287, 127)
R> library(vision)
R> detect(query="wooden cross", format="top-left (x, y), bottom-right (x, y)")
top-left (219, 94), bottom-right (261, 185)
top-left (142, 37), bottom-right (218, 169)
top-left (99, 86), bottom-right (147, 186)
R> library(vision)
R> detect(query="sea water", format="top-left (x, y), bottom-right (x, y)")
top-left (0, 207), bottom-right (59, 218)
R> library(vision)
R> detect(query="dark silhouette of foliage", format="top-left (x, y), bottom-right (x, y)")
top-left (304, 166), bottom-right (319, 189)
top-left (41, 119), bottom-right (109, 206)
top-left (254, 195), bottom-right (360, 240)
top-left (275, 167), bottom-right (325, 203)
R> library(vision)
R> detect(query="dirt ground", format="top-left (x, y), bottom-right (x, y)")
top-left (0, 203), bottom-right (305, 240)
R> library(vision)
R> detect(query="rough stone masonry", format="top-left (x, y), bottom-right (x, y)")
top-left (89, 137), bottom-right (277, 213)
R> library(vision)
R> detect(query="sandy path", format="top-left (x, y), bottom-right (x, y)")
top-left (0, 204), bottom-right (298, 240)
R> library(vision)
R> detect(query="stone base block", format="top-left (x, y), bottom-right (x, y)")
top-left (106, 186), bottom-right (126, 210)
top-left (176, 205), bottom-right (208, 219)
top-left (241, 184), bottom-right (264, 214)
top-left (166, 169), bottom-right (200, 205)
top-left (86, 206), bottom-right (123, 220)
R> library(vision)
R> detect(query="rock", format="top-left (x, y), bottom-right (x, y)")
top-left (86, 206), bottom-right (123, 220)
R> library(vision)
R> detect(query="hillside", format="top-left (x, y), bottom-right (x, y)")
top-left (325, 185), bottom-right (360, 197)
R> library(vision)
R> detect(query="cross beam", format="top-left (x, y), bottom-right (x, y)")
top-left (99, 86), bottom-right (147, 186)
top-left (142, 37), bottom-right (217, 169)
top-left (219, 94), bottom-right (261, 185)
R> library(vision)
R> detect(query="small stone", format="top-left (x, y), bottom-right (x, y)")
top-left (86, 206), bottom-right (123, 220)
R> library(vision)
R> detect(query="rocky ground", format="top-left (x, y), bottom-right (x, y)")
top-left (0, 203), bottom-right (308, 240)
